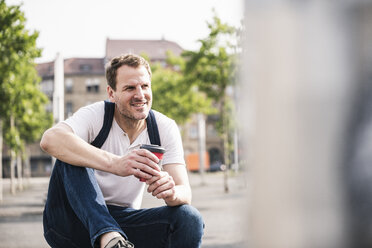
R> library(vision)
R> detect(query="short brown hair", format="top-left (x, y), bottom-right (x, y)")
top-left (105, 54), bottom-right (152, 90)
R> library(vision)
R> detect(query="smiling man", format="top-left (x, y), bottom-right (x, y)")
top-left (40, 54), bottom-right (204, 248)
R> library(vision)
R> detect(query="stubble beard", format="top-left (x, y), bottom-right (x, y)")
top-left (118, 102), bottom-right (151, 124)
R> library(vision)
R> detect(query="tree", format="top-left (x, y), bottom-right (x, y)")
top-left (0, 0), bottom-right (51, 199)
top-left (13, 59), bottom-right (52, 187)
top-left (183, 11), bottom-right (241, 192)
top-left (151, 51), bottom-right (213, 124)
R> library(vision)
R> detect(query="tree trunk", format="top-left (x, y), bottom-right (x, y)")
top-left (17, 153), bottom-right (23, 191)
top-left (23, 147), bottom-right (31, 188)
top-left (0, 119), bottom-right (3, 202)
top-left (9, 115), bottom-right (16, 195)
top-left (10, 150), bottom-right (16, 195)
top-left (221, 96), bottom-right (230, 193)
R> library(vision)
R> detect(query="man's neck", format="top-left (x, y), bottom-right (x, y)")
top-left (114, 111), bottom-right (147, 144)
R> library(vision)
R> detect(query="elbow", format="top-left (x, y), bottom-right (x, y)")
top-left (40, 129), bottom-right (53, 153)
top-left (40, 126), bottom-right (64, 154)
top-left (40, 123), bottom-right (72, 156)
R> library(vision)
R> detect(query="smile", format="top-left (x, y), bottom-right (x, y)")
top-left (131, 102), bottom-right (146, 107)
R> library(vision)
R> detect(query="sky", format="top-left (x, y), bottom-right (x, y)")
top-left (6, 0), bottom-right (244, 63)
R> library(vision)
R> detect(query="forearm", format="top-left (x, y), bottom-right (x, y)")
top-left (40, 123), bottom-right (118, 173)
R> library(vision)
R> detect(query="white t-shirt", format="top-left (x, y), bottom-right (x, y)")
top-left (63, 101), bottom-right (185, 209)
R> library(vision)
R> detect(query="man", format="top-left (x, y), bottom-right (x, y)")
top-left (40, 54), bottom-right (204, 248)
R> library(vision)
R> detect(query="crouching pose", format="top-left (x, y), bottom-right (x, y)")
top-left (40, 54), bottom-right (204, 248)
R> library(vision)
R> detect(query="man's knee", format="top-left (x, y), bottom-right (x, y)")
top-left (172, 205), bottom-right (204, 232)
top-left (169, 205), bottom-right (204, 247)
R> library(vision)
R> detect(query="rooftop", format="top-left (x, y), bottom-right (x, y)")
top-left (36, 58), bottom-right (105, 78)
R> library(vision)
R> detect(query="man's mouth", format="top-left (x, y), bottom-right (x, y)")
top-left (131, 102), bottom-right (146, 107)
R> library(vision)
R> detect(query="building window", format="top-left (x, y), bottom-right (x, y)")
top-left (207, 124), bottom-right (218, 137)
top-left (85, 78), bottom-right (100, 93)
top-left (46, 102), bottom-right (53, 113)
top-left (80, 64), bottom-right (92, 72)
top-left (40, 80), bottom-right (54, 96)
top-left (66, 102), bottom-right (73, 117)
top-left (188, 125), bottom-right (198, 139)
top-left (65, 79), bottom-right (73, 93)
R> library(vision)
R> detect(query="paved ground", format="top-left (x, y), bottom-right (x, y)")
top-left (0, 171), bottom-right (248, 248)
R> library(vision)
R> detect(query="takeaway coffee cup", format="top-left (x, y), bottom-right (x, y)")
top-left (139, 144), bottom-right (166, 182)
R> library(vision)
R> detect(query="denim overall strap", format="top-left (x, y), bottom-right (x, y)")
top-left (146, 109), bottom-right (161, 146)
top-left (91, 100), bottom-right (115, 148)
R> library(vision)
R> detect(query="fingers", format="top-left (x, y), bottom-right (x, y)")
top-left (136, 149), bottom-right (160, 167)
top-left (131, 167), bottom-right (155, 181)
top-left (120, 149), bottom-right (161, 179)
top-left (145, 172), bottom-right (163, 185)
top-left (154, 188), bottom-right (176, 200)
top-left (135, 161), bottom-right (160, 176)
top-left (146, 171), bottom-right (168, 187)
top-left (146, 172), bottom-right (176, 199)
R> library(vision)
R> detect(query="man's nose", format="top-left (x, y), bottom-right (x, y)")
top-left (134, 87), bottom-right (145, 98)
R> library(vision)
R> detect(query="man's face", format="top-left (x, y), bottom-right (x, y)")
top-left (107, 65), bottom-right (152, 121)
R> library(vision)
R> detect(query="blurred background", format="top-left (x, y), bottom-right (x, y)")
top-left (2, 0), bottom-right (372, 247)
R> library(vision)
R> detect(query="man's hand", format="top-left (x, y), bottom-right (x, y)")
top-left (112, 149), bottom-right (161, 180)
top-left (146, 171), bottom-right (177, 202)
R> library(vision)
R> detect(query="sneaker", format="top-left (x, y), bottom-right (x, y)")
top-left (104, 236), bottom-right (134, 248)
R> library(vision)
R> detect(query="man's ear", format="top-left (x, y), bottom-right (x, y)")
top-left (107, 85), bottom-right (115, 102)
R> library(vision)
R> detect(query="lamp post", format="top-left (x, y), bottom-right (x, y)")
top-left (53, 52), bottom-right (64, 124)
top-left (197, 113), bottom-right (206, 185)
top-left (51, 52), bottom-right (64, 166)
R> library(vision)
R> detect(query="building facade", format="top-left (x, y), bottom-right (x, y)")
top-left (2, 39), bottom-right (223, 177)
